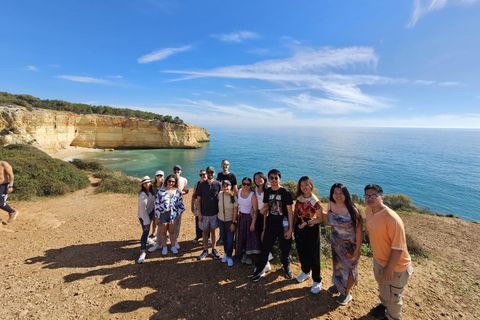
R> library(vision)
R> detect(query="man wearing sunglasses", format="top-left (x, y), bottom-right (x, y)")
top-left (364, 184), bottom-right (413, 320)
top-left (252, 169), bottom-right (293, 282)
top-left (196, 166), bottom-right (222, 260)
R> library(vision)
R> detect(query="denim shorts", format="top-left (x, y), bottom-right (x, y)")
top-left (199, 215), bottom-right (218, 231)
top-left (159, 210), bottom-right (178, 225)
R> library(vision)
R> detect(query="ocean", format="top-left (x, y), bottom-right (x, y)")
top-left (82, 127), bottom-right (480, 222)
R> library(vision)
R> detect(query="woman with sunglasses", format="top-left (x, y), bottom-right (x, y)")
top-left (137, 176), bottom-right (155, 263)
top-left (191, 169), bottom-right (208, 243)
top-left (325, 183), bottom-right (362, 306)
top-left (236, 177), bottom-right (260, 265)
top-left (148, 170), bottom-right (165, 249)
top-left (154, 174), bottom-right (185, 255)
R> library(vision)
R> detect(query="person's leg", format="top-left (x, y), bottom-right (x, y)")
top-left (168, 222), bottom-right (176, 245)
top-left (382, 265), bottom-right (413, 320)
top-left (308, 225), bottom-right (322, 283)
top-left (195, 216), bottom-right (203, 239)
top-left (160, 224), bottom-right (168, 247)
top-left (279, 227), bottom-right (292, 269)
top-left (226, 229), bottom-right (235, 258)
top-left (0, 183), bottom-right (15, 214)
top-left (253, 223), bottom-right (276, 275)
top-left (210, 226), bottom-right (216, 250)
top-left (139, 218), bottom-right (149, 252)
top-left (295, 223), bottom-right (310, 275)
top-left (174, 214), bottom-right (182, 244)
top-left (217, 220), bottom-right (227, 251)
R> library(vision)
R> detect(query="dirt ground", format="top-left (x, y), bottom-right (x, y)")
top-left (1, 181), bottom-right (479, 320)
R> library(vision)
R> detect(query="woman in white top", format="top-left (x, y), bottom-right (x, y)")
top-left (137, 176), bottom-right (155, 264)
top-left (236, 177), bottom-right (260, 265)
top-left (217, 180), bottom-right (239, 266)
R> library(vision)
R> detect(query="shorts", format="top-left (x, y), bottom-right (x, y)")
top-left (159, 210), bottom-right (178, 225)
top-left (199, 215), bottom-right (218, 231)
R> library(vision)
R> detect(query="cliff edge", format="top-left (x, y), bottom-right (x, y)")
top-left (0, 105), bottom-right (210, 153)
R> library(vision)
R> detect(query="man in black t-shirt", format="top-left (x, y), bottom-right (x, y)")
top-left (196, 166), bottom-right (222, 260)
top-left (252, 169), bottom-right (294, 282)
top-left (216, 159), bottom-right (238, 196)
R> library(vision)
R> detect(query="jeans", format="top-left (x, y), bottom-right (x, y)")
top-left (218, 220), bottom-right (235, 258)
top-left (139, 218), bottom-right (150, 251)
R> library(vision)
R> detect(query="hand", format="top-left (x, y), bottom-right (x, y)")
top-left (250, 223), bottom-right (255, 232)
top-left (7, 187), bottom-right (13, 194)
top-left (298, 222), bottom-right (307, 229)
top-left (229, 224), bottom-right (236, 232)
top-left (198, 214), bottom-right (203, 223)
top-left (346, 250), bottom-right (360, 263)
top-left (284, 229), bottom-right (292, 240)
top-left (155, 218), bottom-right (160, 226)
top-left (382, 266), bottom-right (394, 281)
top-left (261, 231), bottom-right (265, 242)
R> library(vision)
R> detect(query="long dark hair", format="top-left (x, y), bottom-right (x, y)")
top-left (295, 176), bottom-right (314, 199)
top-left (253, 172), bottom-right (268, 192)
top-left (329, 183), bottom-right (361, 231)
top-left (140, 183), bottom-right (154, 196)
top-left (165, 174), bottom-right (178, 188)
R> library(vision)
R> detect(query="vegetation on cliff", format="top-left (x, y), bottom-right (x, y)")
top-left (0, 144), bottom-right (90, 200)
top-left (0, 91), bottom-right (184, 124)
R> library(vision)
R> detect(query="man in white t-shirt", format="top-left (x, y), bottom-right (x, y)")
top-left (173, 165), bottom-right (188, 250)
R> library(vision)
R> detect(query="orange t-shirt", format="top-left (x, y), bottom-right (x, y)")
top-left (365, 206), bottom-right (411, 272)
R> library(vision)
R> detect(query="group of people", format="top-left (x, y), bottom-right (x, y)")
top-left (136, 160), bottom-right (413, 320)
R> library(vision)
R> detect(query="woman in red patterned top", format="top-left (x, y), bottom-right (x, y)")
top-left (294, 176), bottom-right (325, 294)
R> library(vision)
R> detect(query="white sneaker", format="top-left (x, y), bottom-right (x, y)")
top-left (296, 272), bottom-right (311, 283)
top-left (148, 243), bottom-right (162, 252)
top-left (254, 262), bottom-right (272, 273)
top-left (174, 242), bottom-right (180, 249)
top-left (268, 252), bottom-right (273, 261)
top-left (162, 247), bottom-right (168, 255)
top-left (171, 246), bottom-right (178, 254)
top-left (222, 255), bottom-right (228, 263)
top-left (137, 252), bottom-right (146, 264)
top-left (311, 281), bottom-right (322, 294)
top-left (147, 238), bottom-right (155, 246)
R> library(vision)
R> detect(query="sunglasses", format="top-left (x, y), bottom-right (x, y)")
top-left (242, 182), bottom-right (251, 186)
top-left (222, 164), bottom-right (229, 167)
top-left (167, 180), bottom-right (176, 183)
top-left (199, 173), bottom-right (206, 177)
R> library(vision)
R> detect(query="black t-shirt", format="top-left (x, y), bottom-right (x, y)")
top-left (263, 187), bottom-right (293, 221)
top-left (216, 172), bottom-right (237, 187)
top-left (196, 180), bottom-right (222, 216)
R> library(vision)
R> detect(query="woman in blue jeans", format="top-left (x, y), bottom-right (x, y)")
top-left (137, 176), bottom-right (155, 264)
top-left (217, 180), bottom-right (238, 266)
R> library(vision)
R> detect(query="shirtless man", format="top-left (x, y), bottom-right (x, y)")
top-left (0, 161), bottom-right (19, 223)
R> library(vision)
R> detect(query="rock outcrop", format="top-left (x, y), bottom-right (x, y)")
top-left (0, 106), bottom-right (210, 153)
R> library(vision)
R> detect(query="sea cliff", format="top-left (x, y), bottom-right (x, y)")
top-left (0, 105), bottom-right (209, 153)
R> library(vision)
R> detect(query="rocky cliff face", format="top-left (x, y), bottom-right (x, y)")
top-left (0, 106), bottom-right (210, 153)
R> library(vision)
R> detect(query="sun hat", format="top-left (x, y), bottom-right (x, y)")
top-left (155, 170), bottom-right (164, 176)
top-left (141, 176), bottom-right (151, 184)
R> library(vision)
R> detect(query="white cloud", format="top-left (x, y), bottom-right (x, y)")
top-left (281, 36), bottom-right (302, 45)
top-left (164, 46), bottom-right (393, 114)
top-left (211, 31), bottom-right (260, 42)
top-left (56, 75), bottom-right (112, 85)
top-left (439, 81), bottom-right (464, 86)
top-left (25, 66), bottom-right (37, 71)
top-left (225, 85), bottom-right (236, 89)
top-left (80, 101), bottom-right (98, 105)
top-left (408, 0), bottom-right (478, 28)
top-left (49, 65), bottom-right (61, 68)
top-left (137, 45), bottom-right (192, 64)
top-left (414, 80), bottom-right (435, 85)
top-left (108, 75), bottom-right (123, 79)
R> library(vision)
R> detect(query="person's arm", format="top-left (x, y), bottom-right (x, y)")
top-left (230, 205), bottom-right (239, 232)
top-left (197, 196), bottom-right (203, 222)
top-left (138, 193), bottom-right (150, 225)
top-left (284, 204), bottom-right (293, 239)
top-left (5, 162), bottom-right (14, 193)
top-left (306, 203), bottom-right (325, 227)
top-left (183, 180), bottom-right (189, 195)
top-left (250, 193), bottom-right (258, 231)
top-left (352, 218), bottom-right (363, 263)
top-left (383, 249), bottom-right (403, 280)
top-left (191, 182), bottom-right (198, 212)
top-left (233, 184), bottom-right (239, 196)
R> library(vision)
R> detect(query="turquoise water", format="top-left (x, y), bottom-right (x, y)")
top-left (83, 127), bottom-right (480, 222)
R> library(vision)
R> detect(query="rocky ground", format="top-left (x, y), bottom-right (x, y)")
top-left (1, 180), bottom-right (479, 319)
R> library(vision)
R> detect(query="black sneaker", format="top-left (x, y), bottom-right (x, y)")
top-left (370, 304), bottom-right (386, 318)
top-left (216, 238), bottom-right (223, 245)
top-left (251, 271), bottom-right (266, 282)
top-left (211, 248), bottom-right (220, 259)
top-left (198, 250), bottom-right (208, 260)
top-left (192, 237), bottom-right (200, 243)
top-left (327, 285), bottom-right (339, 295)
top-left (282, 266), bottom-right (293, 279)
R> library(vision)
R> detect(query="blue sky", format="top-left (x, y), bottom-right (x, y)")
top-left (1, 0), bottom-right (479, 128)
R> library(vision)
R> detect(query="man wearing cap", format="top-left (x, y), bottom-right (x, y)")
top-left (196, 166), bottom-right (222, 260)
top-left (216, 159), bottom-right (238, 196)
top-left (173, 165), bottom-right (188, 250)
top-left (0, 161), bottom-right (19, 223)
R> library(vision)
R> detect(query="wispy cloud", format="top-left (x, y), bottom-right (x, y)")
top-left (439, 81), bottom-right (464, 86)
top-left (137, 45), bottom-right (192, 64)
top-left (225, 85), bottom-right (236, 89)
top-left (49, 65), bottom-right (61, 68)
top-left (407, 0), bottom-right (478, 28)
top-left (56, 75), bottom-right (112, 85)
top-left (211, 31), bottom-right (260, 42)
top-left (25, 66), bottom-right (38, 71)
top-left (414, 80), bottom-right (435, 85)
top-left (164, 46), bottom-right (393, 115)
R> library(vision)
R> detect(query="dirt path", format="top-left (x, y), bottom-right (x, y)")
top-left (1, 183), bottom-right (479, 319)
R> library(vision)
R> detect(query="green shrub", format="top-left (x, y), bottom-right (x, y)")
top-left (282, 180), bottom-right (297, 196)
top-left (94, 170), bottom-right (139, 195)
top-left (351, 193), bottom-right (365, 205)
top-left (384, 193), bottom-right (417, 211)
top-left (70, 158), bottom-right (105, 172)
top-left (406, 233), bottom-right (430, 259)
top-left (0, 144), bottom-right (90, 200)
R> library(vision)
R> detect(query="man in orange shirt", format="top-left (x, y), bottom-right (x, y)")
top-left (364, 184), bottom-right (413, 320)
